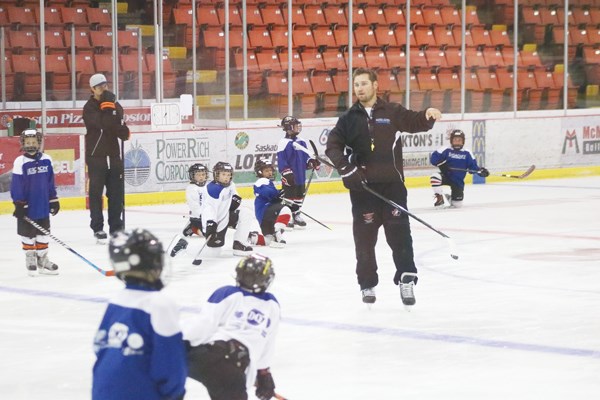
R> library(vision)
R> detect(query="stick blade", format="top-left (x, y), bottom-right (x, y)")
top-left (192, 258), bottom-right (203, 266)
top-left (105, 270), bottom-right (116, 277)
top-left (519, 164), bottom-right (536, 179)
top-left (447, 237), bottom-right (459, 260)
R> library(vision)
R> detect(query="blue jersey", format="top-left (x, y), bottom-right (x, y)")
top-left (253, 177), bottom-right (279, 223)
top-left (92, 285), bottom-right (187, 400)
top-left (10, 152), bottom-right (57, 220)
top-left (277, 137), bottom-right (310, 183)
top-left (430, 147), bottom-right (481, 189)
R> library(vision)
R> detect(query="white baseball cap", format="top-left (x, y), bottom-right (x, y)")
top-left (89, 73), bottom-right (107, 88)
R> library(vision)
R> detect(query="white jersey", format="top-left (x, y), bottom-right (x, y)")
top-left (203, 181), bottom-right (237, 231)
top-left (182, 285), bottom-right (280, 390)
top-left (185, 183), bottom-right (207, 219)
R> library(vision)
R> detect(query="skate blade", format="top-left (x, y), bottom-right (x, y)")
top-left (38, 270), bottom-right (59, 276)
top-left (96, 239), bottom-right (107, 245)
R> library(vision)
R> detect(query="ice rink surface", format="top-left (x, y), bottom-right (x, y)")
top-left (1, 176), bottom-right (599, 399)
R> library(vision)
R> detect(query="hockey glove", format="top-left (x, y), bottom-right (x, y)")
top-left (190, 217), bottom-right (202, 230)
top-left (307, 158), bottom-right (321, 170)
top-left (255, 368), bottom-right (276, 400)
top-left (49, 198), bottom-right (60, 216)
top-left (281, 168), bottom-right (295, 187)
top-left (230, 194), bottom-right (242, 211)
top-left (477, 168), bottom-right (490, 178)
top-left (436, 161), bottom-right (449, 174)
top-left (13, 201), bottom-right (28, 219)
top-left (339, 164), bottom-right (366, 191)
top-left (205, 220), bottom-right (217, 237)
top-left (99, 90), bottom-right (117, 111)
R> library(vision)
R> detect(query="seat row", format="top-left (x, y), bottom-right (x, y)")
top-left (0, 53), bottom-right (177, 101)
top-left (173, 4), bottom-right (481, 31)
top-left (0, 6), bottom-right (111, 29)
top-left (2, 28), bottom-right (143, 55)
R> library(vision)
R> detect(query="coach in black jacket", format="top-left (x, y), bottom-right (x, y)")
top-left (326, 67), bottom-right (442, 306)
top-left (83, 74), bottom-right (130, 241)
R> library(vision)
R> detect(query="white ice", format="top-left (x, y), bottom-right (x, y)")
top-left (1, 176), bottom-right (599, 399)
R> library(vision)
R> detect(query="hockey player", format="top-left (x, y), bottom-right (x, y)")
top-left (93, 229), bottom-right (187, 400)
top-left (430, 129), bottom-right (489, 208)
top-left (169, 163), bottom-right (208, 257)
top-left (10, 129), bottom-right (60, 276)
top-left (253, 158), bottom-right (296, 248)
top-left (277, 116), bottom-right (320, 229)
top-left (202, 161), bottom-right (260, 257)
top-left (183, 254), bottom-right (280, 400)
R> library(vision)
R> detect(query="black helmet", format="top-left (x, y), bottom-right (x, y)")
top-left (109, 229), bottom-right (165, 289)
top-left (254, 158), bottom-right (274, 179)
top-left (20, 129), bottom-right (43, 153)
top-left (280, 116), bottom-right (302, 136)
top-left (235, 253), bottom-right (275, 294)
top-left (449, 129), bottom-right (465, 150)
top-left (188, 163), bottom-right (209, 186)
top-left (213, 161), bottom-right (234, 186)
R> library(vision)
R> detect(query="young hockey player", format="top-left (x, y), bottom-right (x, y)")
top-left (253, 158), bottom-right (296, 248)
top-left (93, 229), bottom-right (187, 400)
top-left (277, 116), bottom-right (320, 229)
top-left (183, 254), bottom-right (280, 400)
top-left (201, 161), bottom-right (260, 257)
top-left (430, 129), bottom-right (489, 208)
top-left (10, 129), bottom-right (60, 276)
top-left (169, 163), bottom-right (208, 257)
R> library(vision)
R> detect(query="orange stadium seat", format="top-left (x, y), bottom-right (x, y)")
top-left (382, 6), bottom-right (405, 26)
top-left (433, 25), bottom-right (455, 47)
top-left (312, 25), bottom-right (337, 49)
top-left (64, 28), bottom-right (92, 53)
top-left (44, 30), bottom-right (68, 55)
top-left (323, 5), bottom-right (348, 26)
top-left (300, 48), bottom-right (325, 70)
top-left (422, 6), bottom-right (444, 25)
top-left (440, 6), bottom-right (461, 25)
top-left (363, 5), bottom-right (387, 26)
top-left (69, 53), bottom-right (95, 99)
top-left (303, 5), bottom-right (327, 26)
top-left (261, 5), bottom-right (285, 25)
top-left (197, 5), bottom-right (220, 27)
top-left (13, 54), bottom-right (41, 101)
top-left (43, 7), bottom-right (63, 27)
top-left (7, 6), bottom-right (37, 28)
top-left (354, 26), bottom-right (378, 48)
top-left (46, 54), bottom-right (71, 100)
top-left (373, 26), bottom-right (398, 47)
top-left (293, 26), bottom-right (316, 48)
top-left (61, 7), bottom-right (88, 27)
top-left (87, 7), bottom-right (112, 29)
top-left (8, 30), bottom-right (38, 54)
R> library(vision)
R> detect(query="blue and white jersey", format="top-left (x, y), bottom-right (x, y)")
top-left (253, 177), bottom-right (279, 223)
top-left (277, 137), bottom-right (310, 183)
top-left (204, 181), bottom-right (238, 231)
top-left (182, 285), bottom-right (280, 389)
top-left (430, 147), bottom-right (481, 189)
top-left (92, 286), bottom-right (187, 400)
top-left (10, 152), bottom-right (57, 220)
top-left (185, 182), bottom-right (207, 219)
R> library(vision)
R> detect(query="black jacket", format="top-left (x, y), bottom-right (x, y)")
top-left (326, 97), bottom-right (435, 183)
top-left (83, 96), bottom-right (129, 158)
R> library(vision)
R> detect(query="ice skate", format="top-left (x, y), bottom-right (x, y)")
top-left (170, 237), bottom-right (188, 257)
top-left (248, 231), bottom-right (265, 246)
top-left (361, 287), bottom-right (376, 304)
top-left (400, 273), bottom-right (417, 307)
top-left (182, 222), bottom-right (194, 237)
top-left (37, 253), bottom-right (59, 276)
top-left (293, 212), bottom-right (307, 229)
top-left (25, 251), bottom-right (37, 277)
top-left (232, 240), bottom-right (253, 256)
top-left (267, 229), bottom-right (286, 248)
top-left (94, 231), bottom-right (108, 244)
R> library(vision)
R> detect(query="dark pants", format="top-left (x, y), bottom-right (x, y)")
top-left (440, 174), bottom-right (465, 201)
top-left (187, 340), bottom-right (250, 400)
top-left (260, 203), bottom-right (286, 235)
top-left (86, 156), bottom-right (124, 234)
top-left (17, 217), bottom-right (50, 238)
top-left (349, 182), bottom-right (417, 290)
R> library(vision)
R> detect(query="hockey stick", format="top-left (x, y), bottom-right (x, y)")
top-left (280, 198), bottom-right (332, 231)
top-left (23, 217), bottom-right (115, 276)
top-left (191, 234), bottom-right (212, 266)
top-left (304, 167), bottom-right (315, 197)
top-left (292, 141), bottom-right (335, 169)
top-left (449, 165), bottom-right (536, 179)
top-left (361, 184), bottom-right (459, 260)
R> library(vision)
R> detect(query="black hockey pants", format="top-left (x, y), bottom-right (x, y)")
top-left (349, 181), bottom-right (417, 290)
top-left (187, 339), bottom-right (250, 400)
top-left (86, 156), bottom-right (124, 234)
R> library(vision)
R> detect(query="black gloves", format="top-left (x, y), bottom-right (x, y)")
top-left (436, 161), bottom-right (449, 174)
top-left (190, 217), bottom-right (202, 230)
top-left (477, 168), bottom-right (490, 177)
top-left (339, 164), bottom-right (366, 191)
top-left (49, 198), bottom-right (60, 216)
top-left (99, 90), bottom-right (116, 111)
top-left (205, 220), bottom-right (217, 237)
top-left (13, 201), bottom-right (27, 219)
top-left (230, 195), bottom-right (242, 211)
top-left (307, 158), bottom-right (321, 170)
top-left (281, 168), bottom-right (295, 187)
top-left (255, 368), bottom-right (276, 400)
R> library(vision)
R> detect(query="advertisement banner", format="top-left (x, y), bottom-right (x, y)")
top-left (0, 135), bottom-right (84, 200)
top-left (560, 117), bottom-right (600, 165)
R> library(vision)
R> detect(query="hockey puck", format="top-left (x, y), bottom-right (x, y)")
top-left (451, 254), bottom-right (459, 260)
top-left (192, 259), bottom-right (203, 266)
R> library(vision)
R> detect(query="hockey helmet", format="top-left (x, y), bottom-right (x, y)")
top-left (213, 161), bottom-right (234, 186)
top-left (188, 163), bottom-right (209, 186)
top-left (449, 129), bottom-right (465, 150)
top-left (109, 229), bottom-right (165, 289)
top-left (235, 253), bottom-right (275, 294)
top-left (280, 116), bottom-right (302, 136)
top-left (254, 158), bottom-right (275, 179)
top-left (20, 129), bottom-right (43, 154)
